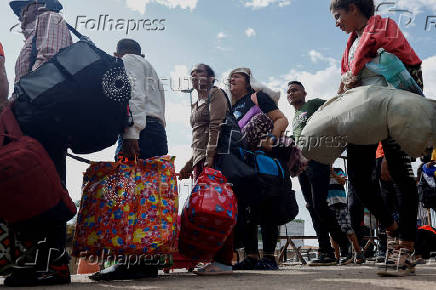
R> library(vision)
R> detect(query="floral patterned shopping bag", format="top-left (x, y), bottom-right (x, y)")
top-left (72, 156), bottom-right (178, 258)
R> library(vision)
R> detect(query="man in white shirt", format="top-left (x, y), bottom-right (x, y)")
top-left (90, 39), bottom-right (167, 281)
top-left (114, 39), bottom-right (167, 161)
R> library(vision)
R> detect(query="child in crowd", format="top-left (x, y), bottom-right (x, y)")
top-left (328, 166), bottom-right (365, 264)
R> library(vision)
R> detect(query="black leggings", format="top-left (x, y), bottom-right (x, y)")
top-left (347, 139), bottom-right (418, 242)
top-left (9, 134), bottom-right (68, 267)
top-left (242, 222), bottom-right (279, 256)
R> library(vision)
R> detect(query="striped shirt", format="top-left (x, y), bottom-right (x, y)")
top-left (15, 11), bottom-right (72, 82)
top-left (327, 168), bottom-right (347, 206)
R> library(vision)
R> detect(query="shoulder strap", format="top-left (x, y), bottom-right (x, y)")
top-left (207, 87), bottom-right (232, 111)
top-left (66, 23), bottom-right (85, 40)
top-left (28, 21), bottom-right (92, 73)
top-left (66, 153), bottom-right (92, 164)
top-left (66, 23), bottom-right (94, 45)
top-left (220, 88), bottom-right (233, 110)
top-left (29, 35), bottom-right (38, 72)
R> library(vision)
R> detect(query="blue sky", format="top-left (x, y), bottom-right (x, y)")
top-left (1, 0), bottom-right (436, 244)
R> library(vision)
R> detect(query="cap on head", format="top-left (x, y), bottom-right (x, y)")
top-left (230, 67), bottom-right (251, 79)
top-left (10, 0), bottom-right (63, 17)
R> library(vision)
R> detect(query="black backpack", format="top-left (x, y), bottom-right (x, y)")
top-left (12, 23), bottom-right (131, 154)
top-left (210, 88), bottom-right (254, 186)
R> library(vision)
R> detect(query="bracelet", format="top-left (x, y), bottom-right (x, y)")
top-left (267, 133), bottom-right (278, 146)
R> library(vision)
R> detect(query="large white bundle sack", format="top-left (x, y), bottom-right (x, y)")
top-left (299, 85), bottom-right (436, 164)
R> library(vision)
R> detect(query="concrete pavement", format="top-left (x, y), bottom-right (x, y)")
top-left (1, 263), bottom-right (436, 289)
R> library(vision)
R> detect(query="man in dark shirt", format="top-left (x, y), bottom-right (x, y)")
top-left (288, 81), bottom-right (350, 265)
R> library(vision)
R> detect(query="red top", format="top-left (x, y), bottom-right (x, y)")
top-left (341, 15), bottom-right (422, 76)
top-left (0, 42), bottom-right (4, 57)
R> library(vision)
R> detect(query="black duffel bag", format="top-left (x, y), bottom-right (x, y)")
top-left (237, 149), bottom-right (298, 225)
top-left (13, 24), bottom-right (131, 154)
top-left (418, 173), bottom-right (436, 209)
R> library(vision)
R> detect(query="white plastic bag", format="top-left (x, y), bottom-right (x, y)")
top-left (299, 85), bottom-right (436, 164)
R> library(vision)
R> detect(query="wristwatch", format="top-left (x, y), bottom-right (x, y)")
top-left (267, 133), bottom-right (278, 146)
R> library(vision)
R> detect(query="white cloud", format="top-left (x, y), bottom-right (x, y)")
top-left (422, 55), bottom-right (436, 100)
top-left (217, 32), bottom-right (228, 40)
top-left (394, 0), bottom-right (436, 14)
top-left (264, 50), bottom-right (341, 128)
top-left (123, 0), bottom-right (198, 14)
top-left (278, 0), bottom-right (292, 7)
top-left (167, 65), bottom-right (193, 124)
top-left (166, 99), bottom-right (192, 124)
top-left (243, 0), bottom-right (292, 9)
top-left (216, 69), bottom-right (232, 93)
top-left (245, 27), bottom-right (256, 37)
top-left (267, 61), bottom-right (340, 104)
top-left (308, 49), bottom-right (338, 67)
top-left (216, 46), bottom-right (233, 52)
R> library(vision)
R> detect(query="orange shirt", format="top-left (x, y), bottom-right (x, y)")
top-left (0, 42), bottom-right (4, 57)
top-left (376, 142), bottom-right (384, 159)
top-left (419, 225), bottom-right (436, 235)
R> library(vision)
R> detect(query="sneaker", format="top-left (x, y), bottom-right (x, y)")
top-left (193, 262), bottom-right (232, 276)
top-left (374, 252), bottom-right (386, 263)
top-left (309, 253), bottom-right (337, 266)
top-left (377, 247), bottom-right (416, 277)
top-left (3, 250), bottom-right (71, 287)
top-left (89, 264), bottom-right (158, 281)
top-left (354, 252), bottom-right (366, 264)
top-left (377, 236), bottom-right (398, 265)
top-left (338, 256), bottom-right (353, 265)
top-left (254, 257), bottom-right (279, 270)
top-left (415, 257), bottom-right (427, 265)
top-left (232, 257), bottom-right (258, 270)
